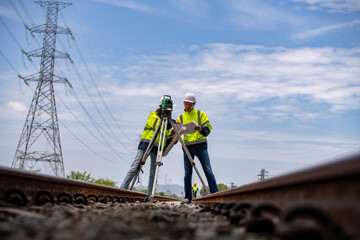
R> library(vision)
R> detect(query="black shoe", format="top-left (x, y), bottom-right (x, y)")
top-left (180, 199), bottom-right (192, 205)
top-left (144, 195), bottom-right (150, 202)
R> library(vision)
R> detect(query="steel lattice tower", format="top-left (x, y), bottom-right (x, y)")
top-left (12, 1), bottom-right (72, 177)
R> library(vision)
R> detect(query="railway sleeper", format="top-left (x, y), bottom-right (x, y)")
top-left (34, 190), bottom-right (55, 205)
top-left (3, 188), bottom-right (30, 206)
top-left (278, 205), bottom-right (350, 240)
top-left (2, 189), bottom-right (141, 206)
top-left (74, 193), bottom-right (88, 204)
top-left (57, 192), bottom-right (73, 204)
top-left (201, 201), bottom-right (350, 239)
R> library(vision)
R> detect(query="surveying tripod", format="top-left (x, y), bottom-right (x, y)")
top-left (129, 95), bottom-right (210, 202)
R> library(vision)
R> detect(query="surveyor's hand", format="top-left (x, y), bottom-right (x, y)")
top-left (194, 125), bottom-right (201, 132)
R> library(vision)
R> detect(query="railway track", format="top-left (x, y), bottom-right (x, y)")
top-left (1, 153), bottom-right (359, 239)
top-left (193, 153), bottom-right (360, 239)
top-left (0, 166), bottom-right (175, 205)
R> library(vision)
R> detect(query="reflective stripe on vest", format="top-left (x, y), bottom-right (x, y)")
top-left (141, 112), bottom-right (170, 145)
top-left (177, 109), bottom-right (211, 145)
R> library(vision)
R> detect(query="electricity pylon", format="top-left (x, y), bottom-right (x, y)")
top-left (12, 1), bottom-right (72, 177)
top-left (258, 169), bottom-right (269, 181)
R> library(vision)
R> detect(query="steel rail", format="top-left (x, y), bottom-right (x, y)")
top-left (0, 166), bottom-right (176, 205)
top-left (192, 153), bottom-right (360, 239)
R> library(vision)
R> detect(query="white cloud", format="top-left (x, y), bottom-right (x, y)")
top-left (293, 20), bottom-right (360, 40)
top-left (231, 130), bottom-right (357, 145)
top-left (292, 0), bottom-right (360, 12)
top-left (6, 101), bottom-right (27, 112)
top-left (93, 0), bottom-right (152, 12)
top-left (171, 0), bottom-right (209, 18)
top-left (65, 44), bottom-right (359, 129)
top-left (0, 6), bottom-right (19, 21)
top-left (228, 0), bottom-right (304, 29)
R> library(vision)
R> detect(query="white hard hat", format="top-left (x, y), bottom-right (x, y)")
top-left (158, 96), bottom-right (164, 106)
top-left (183, 92), bottom-right (196, 103)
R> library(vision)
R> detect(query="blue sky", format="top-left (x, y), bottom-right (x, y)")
top-left (0, 0), bottom-right (359, 191)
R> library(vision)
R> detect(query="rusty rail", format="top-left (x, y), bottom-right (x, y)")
top-left (1, 153), bottom-right (359, 239)
top-left (0, 166), bottom-right (175, 205)
top-left (193, 153), bottom-right (360, 239)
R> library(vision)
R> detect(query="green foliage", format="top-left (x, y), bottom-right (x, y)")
top-left (93, 177), bottom-right (117, 187)
top-left (67, 170), bottom-right (93, 182)
top-left (199, 186), bottom-right (207, 196)
top-left (217, 183), bottom-right (229, 191)
top-left (198, 183), bottom-right (229, 196)
top-left (66, 171), bottom-right (117, 187)
top-left (159, 192), bottom-right (165, 196)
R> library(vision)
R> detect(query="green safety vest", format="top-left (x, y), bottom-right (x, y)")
top-left (193, 185), bottom-right (198, 192)
top-left (177, 109), bottom-right (212, 145)
top-left (141, 111), bottom-right (171, 146)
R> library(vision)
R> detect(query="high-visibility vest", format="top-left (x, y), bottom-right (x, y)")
top-left (177, 109), bottom-right (212, 145)
top-left (193, 185), bottom-right (198, 192)
top-left (141, 111), bottom-right (170, 146)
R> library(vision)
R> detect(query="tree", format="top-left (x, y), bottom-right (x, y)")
top-left (217, 183), bottom-right (228, 191)
top-left (66, 171), bottom-right (117, 187)
top-left (93, 177), bottom-right (117, 187)
top-left (67, 170), bottom-right (93, 182)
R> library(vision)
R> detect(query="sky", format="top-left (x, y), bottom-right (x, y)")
top-left (0, 0), bottom-right (359, 192)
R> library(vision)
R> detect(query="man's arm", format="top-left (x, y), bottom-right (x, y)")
top-left (196, 111), bottom-right (211, 136)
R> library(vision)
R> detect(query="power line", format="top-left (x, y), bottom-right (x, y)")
top-left (72, 37), bottom-right (134, 151)
top-left (67, 87), bottom-right (131, 162)
top-left (56, 92), bottom-right (131, 164)
top-left (311, 143), bottom-right (360, 163)
top-left (0, 50), bottom-right (19, 75)
top-left (9, 0), bottom-right (43, 55)
top-left (9, 0), bottom-right (27, 26)
top-left (17, 0), bottom-right (133, 160)
top-left (0, 50), bottom-right (26, 94)
top-left (0, 16), bottom-right (23, 50)
top-left (55, 27), bottom-right (133, 154)
top-left (5, 0), bottom-right (134, 168)
top-left (0, 15), bottom-right (39, 72)
top-left (18, 0), bottom-right (36, 26)
top-left (58, 10), bottom-right (134, 144)
top-left (59, 119), bottom-right (120, 165)
top-left (23, 80), bottom-right (129, 166)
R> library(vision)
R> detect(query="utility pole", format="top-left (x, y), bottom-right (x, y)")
top-left (12, 1), bottom-right (72, 177)
top-left (258, 169), bottom-right (269, 181)
top-left (229, 182), bottom-right (236, 189)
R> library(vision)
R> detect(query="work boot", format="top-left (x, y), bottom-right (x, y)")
top-left (144, 195), bottom-right (150, 202)
top-left (180, 199), bottom-right (192, 205)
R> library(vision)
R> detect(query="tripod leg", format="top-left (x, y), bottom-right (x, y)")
top-left (170, 121), bottom-right (210, 195)
top-left (150, 117), bottom-right (168, 202)
top-left (129, 118), bottom-right (162, 190)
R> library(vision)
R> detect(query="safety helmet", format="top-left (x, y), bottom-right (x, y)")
top-left (183, 92), bottom-right (196, 103)
top-left (158, 96), bottom-right (164, 107)
top-left (194, 182), bottom-right (197, 185)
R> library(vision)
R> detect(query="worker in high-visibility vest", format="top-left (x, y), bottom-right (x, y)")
top-left (192, 182), bottom-right (198, 198)
top-left (177, 92), bottom-right (218, 204)
top-left (120, 97), bottom-right (172, 201)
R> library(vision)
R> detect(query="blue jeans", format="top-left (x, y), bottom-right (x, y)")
top-left (184, 149), bottom-right (218, 200)
top-left (120, 149), bottom-right (157, 195)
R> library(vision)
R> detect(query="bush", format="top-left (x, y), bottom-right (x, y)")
top-left (66, 170), bottom-right (117, 187)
